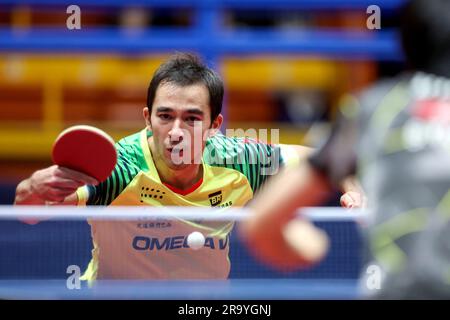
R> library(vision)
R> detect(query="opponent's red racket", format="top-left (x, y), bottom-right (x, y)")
top-left (52, 125), bottom-right (117, 183)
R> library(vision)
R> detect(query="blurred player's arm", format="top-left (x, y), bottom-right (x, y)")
top-left (279, 144), bottom-right (313, 162)
top-left (279, 144), bottom-right (364, 208)
top-left (241, 164), bottom-right (332, 270)
top-left (242, 110), bottom-right (360, 270)
top-left (14, 165), bottom-right (97, 206)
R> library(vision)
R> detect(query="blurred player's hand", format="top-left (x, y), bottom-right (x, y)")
top-left (340, 191), bottom-right (366, 209)
top-left (340, 176), bottom-right (366, 209)
top-left (240, 215), bottom-right (329, 272)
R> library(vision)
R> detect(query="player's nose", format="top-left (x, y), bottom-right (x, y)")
top-left (168, 119), bottom-right (185, 143)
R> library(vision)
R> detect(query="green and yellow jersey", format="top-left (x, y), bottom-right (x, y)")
top-left (77, 129), bottom-right (293, 281)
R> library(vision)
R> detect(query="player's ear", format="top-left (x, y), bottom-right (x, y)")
top-left (209, 114), bottom-right (223, 135)
top-left (143, 107), bottom-right (152, 130)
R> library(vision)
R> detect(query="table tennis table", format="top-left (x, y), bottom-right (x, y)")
top-left (0, 279), bottom-right (359, 300)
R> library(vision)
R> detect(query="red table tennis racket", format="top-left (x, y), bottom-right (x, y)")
top-left (52, 125), bottom-right (117, 183)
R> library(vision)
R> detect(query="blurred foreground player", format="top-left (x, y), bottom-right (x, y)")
top-left (242, 0), bottom-right (450, 298)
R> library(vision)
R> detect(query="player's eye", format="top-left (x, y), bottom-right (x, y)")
top-left (158, 114), bottom-right (172, 121)
top-left (186, 116), bottom-right (202, 124)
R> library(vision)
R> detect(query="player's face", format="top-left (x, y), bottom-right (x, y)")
top-left (144, 82), bottom-right (222, 170)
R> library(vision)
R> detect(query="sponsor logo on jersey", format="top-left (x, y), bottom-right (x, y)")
top-left (217, 201), bottom-right (232, 208)
top-left (137, 221), bottom-right (172, 229)
top-left (132, 235), bottom-right (229, 251)
top-left (208, 191), bottom-right (222, 206)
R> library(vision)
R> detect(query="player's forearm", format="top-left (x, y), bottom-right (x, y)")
top-left (242, 165), bottom-right (332, 268)
top-left (284, 144), bottom-right (314, 160)
top-left (340, 176), bottom-right (361, 194)
top-left (279, 144), bottom-right (314, 168)
top-left (248, 165), bottom-right (331, 232)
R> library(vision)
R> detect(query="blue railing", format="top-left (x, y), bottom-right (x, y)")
top-left (0, 0), bottom-right (406, 10)
top-left (0, 27), bottom-right (402, 60)
top-left (0, 0), bottom-right (405, 61)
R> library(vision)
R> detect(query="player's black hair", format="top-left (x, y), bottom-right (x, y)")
top-left (146, 53), bottom-right (224, 122)
top-left (400, 0), bottom-right (450, 77)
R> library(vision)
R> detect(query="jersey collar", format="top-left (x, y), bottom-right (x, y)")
top-left (140, 128), bottom-right (207, 191)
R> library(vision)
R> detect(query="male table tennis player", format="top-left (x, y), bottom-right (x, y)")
top-left (15, 53), bottom-right (360, 281)
top-left (242, 0), bottom-right (450, 298)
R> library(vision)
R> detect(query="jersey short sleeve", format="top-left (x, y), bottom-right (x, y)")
top-left (204, 134), bottom-right (285, 193)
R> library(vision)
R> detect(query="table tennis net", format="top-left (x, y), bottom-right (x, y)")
top-left (0, 206), bottom-right (365, 281)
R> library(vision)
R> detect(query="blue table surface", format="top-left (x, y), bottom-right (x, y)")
top-left (0, 279), bottom-right (360, 300)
